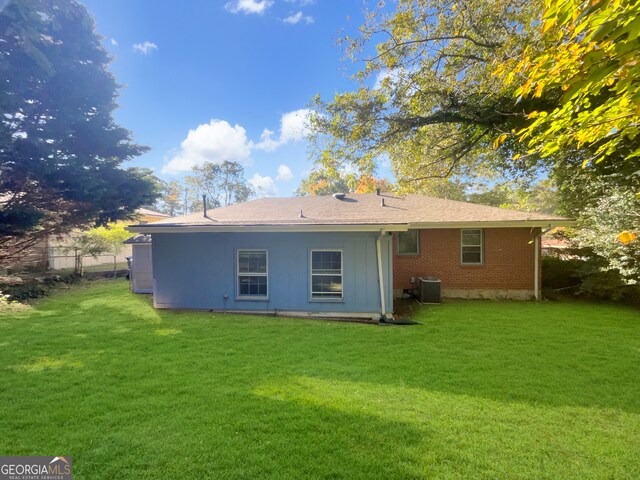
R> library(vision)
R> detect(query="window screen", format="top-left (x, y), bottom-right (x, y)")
top-left (310, 250), bottom-right (343, 299)
top-left (461, 229), bottom-right (483, 264)
top-left (237, 250), bottom-right (268, 297)
top-left (397, 230), bottom-right (420, 255)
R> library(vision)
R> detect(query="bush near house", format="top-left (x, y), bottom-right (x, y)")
top-left (542, 256), bottom-right (640, 305)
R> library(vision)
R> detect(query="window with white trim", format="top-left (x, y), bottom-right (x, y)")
top-left (397, 230), bottom-right (420, 255)
top-left (461, 229), bottom-right (483, 264)
top-left (310, 250), bottom-right (343, 299)
top-left (237, 250), bottom-right (268, 298)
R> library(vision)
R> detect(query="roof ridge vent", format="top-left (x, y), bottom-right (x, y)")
top-left (333, 192), bottom-right (346, 200)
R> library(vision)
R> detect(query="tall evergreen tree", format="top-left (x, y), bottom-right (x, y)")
top-left (0, 0), bottom-right (158, 266)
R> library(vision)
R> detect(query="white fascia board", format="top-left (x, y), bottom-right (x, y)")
top-left (126, 224), bottom-right (410, 234)
top-left (409, 220), bottom-right (576, 229)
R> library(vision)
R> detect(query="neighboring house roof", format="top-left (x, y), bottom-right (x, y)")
top-left (136, 207), bottom-right (171, 218)
top-left (128, 193), bottom-right (572, 233)
top-left (123, 234), bottom-right (152, 245)
top-left (541, 237), bottom-right (572, 249)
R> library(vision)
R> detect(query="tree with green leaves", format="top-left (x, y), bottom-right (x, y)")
top-left (575, 185), bottom-right (640, 283)
top-left (295, 168), bottom-right (396, 196)
top-left (61, 223), bottom-right (131, 274)
top-left (467, 179), bottom-right (560, 214)
top-left (295, 169), bottom-right (353, 196)
top-left (309, 0), bottom-right (550, 192)
top-left (500, 0), bottom-right (640, 248)
top-left (499, 0), bottom-right (640, 169)
top-left (308, 0), bottom-right (639, 277)
top-left (185, 161), bottom-right (253, 208)
top-left (156, 180), bottom-right (185, 216)
top-left (0, 0), bottom-right (158, 268)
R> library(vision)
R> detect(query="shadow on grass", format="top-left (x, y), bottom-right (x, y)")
top-left (4, 279), bottom-right (640, 417)
top-left (1, 280), bottom-right (639, 478)
top-left (249, 375), bottom-right (639, 478)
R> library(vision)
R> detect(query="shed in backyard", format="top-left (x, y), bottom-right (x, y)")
top-left (123, 234), bottom-right (153, 294)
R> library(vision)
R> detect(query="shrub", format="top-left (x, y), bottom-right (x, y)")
top-left (0, 273), bottom-right (80, 303)
top-left (542, 256), bottom-right (640, 305)
top-left (0, 291), bottom-right (30, 312)
top-left (541, 256), bottom-right (582, 290)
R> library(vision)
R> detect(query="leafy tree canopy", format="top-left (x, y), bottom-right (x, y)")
top-left (499, 0), bottom-right (640, 168)
top-left (308, 0), bottom-right (639, 272)
top-left (295, 168), bottom-right (393, 196)
top-left (60, 222), bottom-right (131, 274)
top-left (155, 180), bottom-right (185, 217)
top-left (467, 178), bottom-right (560, 214)
top-left (498, 0), bottom-right (640, 250)
top-left (186, 161), bottom-right (254, 208)
top-left (0, 0), bottom-right (158, 266)
top-left (65, 223), bottom-right (130, 257)
top-left (155, 162), bottom-right (254, 215)
top-left (574, 183), bottom-right (640, 282)
top-left (295, 169), bottom-right (353, 196)
top-left (309, 0), bottom-right (550, 191)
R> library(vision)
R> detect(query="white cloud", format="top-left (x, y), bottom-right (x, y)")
top-left (133, 41), bottom-right (157, 54)
top-left (249, 173), bottom-right (278, 197)
top-left (110, 38), bottom-right (118, 46)
top-left (225, 0), bottom-right (273, 15)
top-left (283, 11), bottom-right (314, 25)
top-left (162, 120), bottom-right (252, 174)
top-left (255, 108), bottom-right (313, 151)
top-left (276, 164), bottom-right (294, 182)
top-left (280, 108), bottom-right (313, 143)
top-left (163, 108), bottom-right (313, 174)
top-left (255, 128), bottom-right (279, 152)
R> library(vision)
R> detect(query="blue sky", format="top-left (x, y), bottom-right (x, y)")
top-left (81, 0), bottom-right (380, 196)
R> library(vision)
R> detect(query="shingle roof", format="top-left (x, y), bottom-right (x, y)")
top-left (123, 234), bottom-right (152, 244)
top-left (130, 193), bottom-right (570, 229)
top-left (136, 207), bottom-right (171, 218)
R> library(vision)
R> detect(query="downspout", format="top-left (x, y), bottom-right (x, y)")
top-left (534, 234), bottom-right (540, 300)
top-left (533, 226), bottom-right (553, 301)
top-left (376, 230), bottom-right (387, 320)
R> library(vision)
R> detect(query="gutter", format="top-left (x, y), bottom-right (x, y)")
top-left (128, 220), bottom-right (575, 234)
top-left (127, 224), bottom-right (410, 234)
top-left (375, 230), bottom-right (387, 320)
top-left (409, 220), bottom-right (575, 229)
top-left (534, 235), bottom-right (540, 300)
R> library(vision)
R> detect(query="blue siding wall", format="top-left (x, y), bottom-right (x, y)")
top-left (151, 231), bottom-right (393, 315)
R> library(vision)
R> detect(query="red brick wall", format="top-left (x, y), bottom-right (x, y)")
top-left (393, 228), bottom-right (541, 291)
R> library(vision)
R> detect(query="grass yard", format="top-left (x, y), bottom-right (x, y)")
top-left (0, 280), bottom-right (639, 479)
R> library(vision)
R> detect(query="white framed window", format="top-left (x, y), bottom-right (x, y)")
top-left (237, 250), bottom-right (268, 299)
top-left (310, 250), bottom-right (343, 300)
top-left (397, 230), bottom-right (420, 255)
top-left (461, 229), bottom-right (483, 265)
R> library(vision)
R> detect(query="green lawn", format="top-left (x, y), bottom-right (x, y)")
top-left (1, 280), bottom-right (639, 479)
